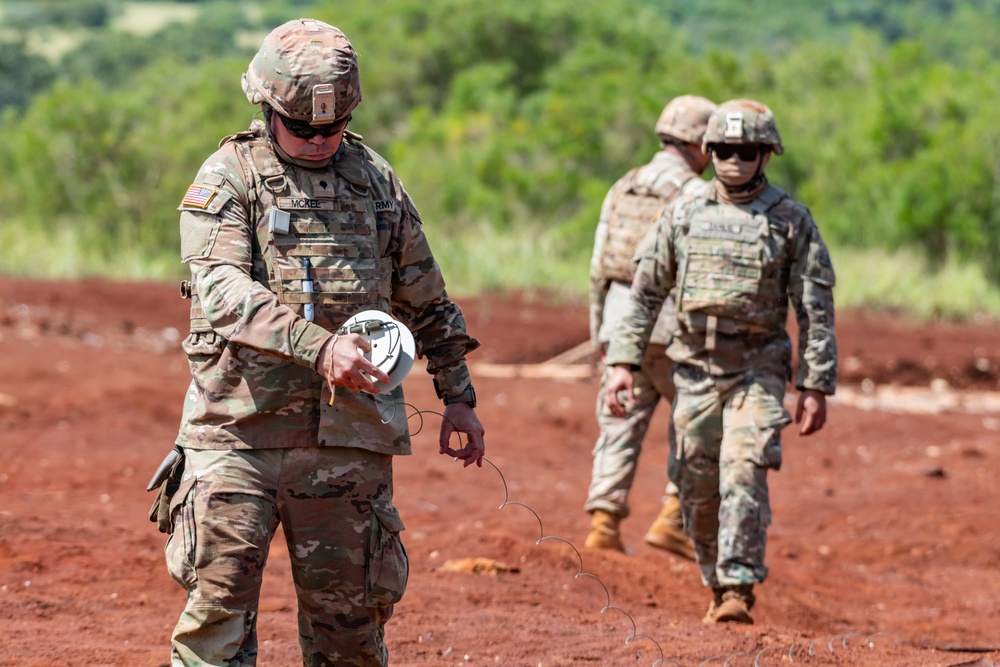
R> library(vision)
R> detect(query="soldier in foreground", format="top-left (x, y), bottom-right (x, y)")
top-left (158, 18), bottom-right (484, 666)
top-left (605, 99), bottom-right (837, 624)
top-left (584, 95), bottom-right (716, 559)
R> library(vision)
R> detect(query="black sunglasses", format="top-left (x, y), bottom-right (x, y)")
top-left (708, 143), bottom-right (763, 161)
top-left (277, 112), bottom-right (351, 139)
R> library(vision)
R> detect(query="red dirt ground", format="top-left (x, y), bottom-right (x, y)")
top-left (0, 277), bottom-right (998, 667)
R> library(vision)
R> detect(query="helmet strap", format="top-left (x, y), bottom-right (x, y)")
top-left (261, 104), bottom-right (277, 139)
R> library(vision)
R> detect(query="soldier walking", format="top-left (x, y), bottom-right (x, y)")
top-left (584, 95), bottom-right (716, 559)
top-left (605, 99), bottom-right (837, 624)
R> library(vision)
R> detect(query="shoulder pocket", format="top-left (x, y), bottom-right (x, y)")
top-left (180, 210), bottom-right (223, 262)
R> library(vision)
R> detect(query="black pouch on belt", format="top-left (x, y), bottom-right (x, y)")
top-left (146, 447), bottom-right (185, 534)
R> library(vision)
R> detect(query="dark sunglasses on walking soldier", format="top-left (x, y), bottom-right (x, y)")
top-left (708, 143), bottom-right (764, 161)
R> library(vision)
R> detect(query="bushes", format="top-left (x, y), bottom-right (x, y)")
top-left (2, 0), bottom-right (113, 29)
top-left (1, 0), bottom-right (998, 306)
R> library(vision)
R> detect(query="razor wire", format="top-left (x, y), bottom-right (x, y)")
top-left (402, 403), bottom-right (996, 666)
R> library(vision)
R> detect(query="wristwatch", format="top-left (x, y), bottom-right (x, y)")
top-left (436, 381), bottom-right (477, 409)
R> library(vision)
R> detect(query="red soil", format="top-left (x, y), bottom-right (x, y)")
top-left (0, 278), bottom-right (997, 666)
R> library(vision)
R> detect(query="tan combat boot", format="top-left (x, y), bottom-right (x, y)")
top-left (643, 496), bottom-right (696, 561)
top-left (702, 587), bottom-right (725, 624)
top-left (584, 510), bottom-right (625, 552)
top-left (703, 584), bottom-right (755, 624)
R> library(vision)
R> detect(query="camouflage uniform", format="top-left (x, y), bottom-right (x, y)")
top-left (586, 96), bottom-right (715, 556)
top-left (587, 151), bottom-right (699, 516)
top-left (606, 101), bottom-right (837, 595)
top-left (164, 19), bottom-right (479, 666)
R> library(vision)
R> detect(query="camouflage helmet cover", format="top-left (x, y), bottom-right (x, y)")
top-left (654, 94), bottom-right (717, 144)
top-left (702, 99), bottom-right (784, 155)
top-left (242, 18), bottom-right (362, 125)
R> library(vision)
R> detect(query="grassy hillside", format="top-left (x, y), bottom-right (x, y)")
top-left (1, 0), bottom-right (999, 319)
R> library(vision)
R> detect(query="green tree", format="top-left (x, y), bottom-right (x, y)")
top-left (58, 7), bottom-right (252, 89)
top-left (0, 55), bottom-right (248, 274)
top-left (0, 39), bottom-right (55, 112)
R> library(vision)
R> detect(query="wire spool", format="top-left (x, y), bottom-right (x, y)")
top-left (339, 310), bottom-right (415, 393)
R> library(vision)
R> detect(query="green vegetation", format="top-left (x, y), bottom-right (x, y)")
top-left (830, 245), bottom-right (1000, 320)
top-left (1, 0), bottom-right (999, 319)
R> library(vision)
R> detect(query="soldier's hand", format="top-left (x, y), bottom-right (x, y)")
top-left (439, 403), bottom-right (485, 468)
top-left (605, 365), bottom-right (635, 417)
top-left (795, 389), bottom-right (827, 436)
top-left (316, 334), bottom-right (390, 393)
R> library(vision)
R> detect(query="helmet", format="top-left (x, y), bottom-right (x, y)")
top-left (654, 95), bottom-right (717, 144)
top-left (702, 99), bottom-right (783, 155)
top-left (242, 18), bottom-right (362, 125)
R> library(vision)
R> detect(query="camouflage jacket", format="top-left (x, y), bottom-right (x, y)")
top-left (605, 180), bottom-right (837, 394)
top-left (589, 150), bottom-right (702, 347)
top-left (174, 121), bottom-right (479, 454)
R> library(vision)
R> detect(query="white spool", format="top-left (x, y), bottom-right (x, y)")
top-left (340, 310), bottom-right (415, 393)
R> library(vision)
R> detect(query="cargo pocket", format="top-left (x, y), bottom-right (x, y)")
top-left (754, 426), bottom-right (785, 470)
top-left (365, 499), bottom-right (408, 608)
top-left (741, 376), bottom-right (791, 470)
top-left (164, 475), bottom-right (199, 590)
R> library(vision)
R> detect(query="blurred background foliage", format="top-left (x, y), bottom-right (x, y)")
top-left (2, 0), bottom-right (1000, 318)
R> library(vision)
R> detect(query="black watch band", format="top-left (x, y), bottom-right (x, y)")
top-left (442, 384), bottom-right (477, 409)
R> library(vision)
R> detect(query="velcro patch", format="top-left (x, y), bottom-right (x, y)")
top-left (724, 112), bottom-right (744, 139)
top-left (181, 184), bottom-right (217, 209)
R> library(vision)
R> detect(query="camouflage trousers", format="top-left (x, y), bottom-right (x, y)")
top-left (165, 447), bottom-right (408, 667)
top-left (585, 344), bottom-right (678, 518)
top-left (671, 364), bottom-right (791, 588)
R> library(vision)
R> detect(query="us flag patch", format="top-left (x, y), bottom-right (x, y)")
top-left (181, 184), bottom-right (217, 208)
